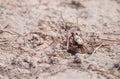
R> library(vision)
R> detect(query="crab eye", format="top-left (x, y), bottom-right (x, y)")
top-left (75, 32), bottom-right (78, 35)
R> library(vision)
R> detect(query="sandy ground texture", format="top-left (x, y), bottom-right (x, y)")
top-left (0, 0), bottom-right (120, 79)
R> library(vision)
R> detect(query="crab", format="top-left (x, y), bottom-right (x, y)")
top-left (67, 32), bottom-right (89, 54)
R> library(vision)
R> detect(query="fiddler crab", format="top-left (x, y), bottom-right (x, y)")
top-left (67, 32), bottom-right (89, 55)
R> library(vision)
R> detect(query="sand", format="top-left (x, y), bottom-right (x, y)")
top-left (0, 0), bottom-right (120, 79)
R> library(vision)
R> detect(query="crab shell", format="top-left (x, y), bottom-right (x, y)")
top-left (74, 35), bottom-right (84, 45)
